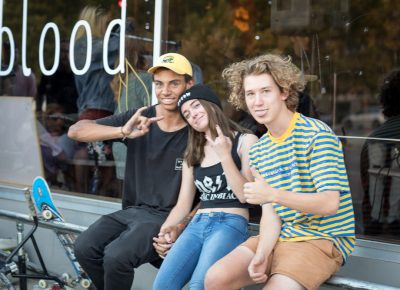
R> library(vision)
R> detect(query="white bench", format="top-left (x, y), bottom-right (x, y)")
top-left (324, 276), bottom-right (399, 290)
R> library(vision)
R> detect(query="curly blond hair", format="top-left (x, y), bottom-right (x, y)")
top-left (222, 54), bottom-right (306, 112)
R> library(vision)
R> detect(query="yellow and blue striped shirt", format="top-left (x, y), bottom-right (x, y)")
top-left (249, 113), bottom-right (355, 261)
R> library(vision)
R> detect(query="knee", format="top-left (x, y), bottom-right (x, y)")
top-left (103, 253), bottom-right (133, 275)
top-left (74, 228), bottom-right (101, 262)
top-left (74, 231), bottom-right (91, 260)
top-left (204, 265), bottom-right (228, 290)
top-left (103, 243), bottom-right (139, 273)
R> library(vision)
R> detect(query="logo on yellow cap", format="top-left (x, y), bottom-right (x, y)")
top-left (162, 56), bottom-right (174, 63)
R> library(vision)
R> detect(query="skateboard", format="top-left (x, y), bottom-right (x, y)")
top-left (30, 177), bottom-right (91, 289)
top-left (32, 177), bottom-right (64, 221)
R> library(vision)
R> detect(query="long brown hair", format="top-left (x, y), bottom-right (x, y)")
top-left (76, 6), bottom-right (111, 40)
top-left (184, 100), bottom-right (251, 167)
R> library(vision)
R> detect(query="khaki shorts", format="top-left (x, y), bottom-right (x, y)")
top-left (242, 236), bottom-right (343, 290)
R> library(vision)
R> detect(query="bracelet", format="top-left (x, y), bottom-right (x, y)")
top-left (176, 223), bottom-right (186, 231)
top-left (120, 126), bottom-right (128, 140)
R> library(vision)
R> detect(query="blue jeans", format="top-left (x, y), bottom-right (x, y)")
top-left (152, 212), bottom-right (249, 290)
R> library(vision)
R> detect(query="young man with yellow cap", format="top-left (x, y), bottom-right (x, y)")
top-left (68, 53), bottom-right (195, 290)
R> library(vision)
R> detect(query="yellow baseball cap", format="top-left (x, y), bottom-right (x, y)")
top-left (148, 53), bottom-right (193, 76)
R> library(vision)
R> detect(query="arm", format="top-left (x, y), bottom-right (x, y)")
top-left (36, 75), bottom-right (47, 112)
top-left (273, 189), bottom-right (339, 216)
top-left (244, 171), bottom-right (340, 216)
top-left (162, 202), bottom-right (200, 242)
top-left (221, 133), bottom-right (259, 203)
top-left (153, 202), bottom-right (200, 258)
top-left (28, 73), bottom-right (37, 98)
top-left (161, 161), bottom-right (197, 230)
top-left (206, 127), bottom-right (258, 203)
top-left (152, 161), bottom-right (197, 257)
top-left (68, 119), bottom-right (122, 142)
top-left (68, 106), bottom-right (163, 142)
top-left (245, 132), bottom-right (343, 216)
top-left (245, 172), bottom-right (340, 215)
top-left (248, 204), bottom-right (281, 284)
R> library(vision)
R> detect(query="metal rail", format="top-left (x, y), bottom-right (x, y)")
top-left (0, 209), bottom-right (87, 234)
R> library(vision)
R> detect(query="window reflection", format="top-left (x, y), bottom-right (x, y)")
top-left (360, 138), bottom-right (400, 237)
top-left (1, 0), bottom-right (153, 198)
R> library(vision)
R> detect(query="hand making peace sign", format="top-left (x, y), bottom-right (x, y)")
top-left (121, 106), bottom-right (164, 139)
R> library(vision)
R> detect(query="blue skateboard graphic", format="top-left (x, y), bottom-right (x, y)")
top-left (30, 177), bottom-right (92, 288)
top-left (32, 176), bottom-right (64, 221)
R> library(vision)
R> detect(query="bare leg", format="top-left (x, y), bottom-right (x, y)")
top-left (205, 245), bottom-right (256, 290)
top-left (263, 274), bottom-right (306, 290)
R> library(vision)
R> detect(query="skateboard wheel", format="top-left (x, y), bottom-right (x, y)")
top-left (38, 279), bottom-right (47, 288)
top-left (42, 210), bottom-right (53, 220)
top-left (80, 279), bottom-right (91, 288)
top-left (61, 273), bottom-right (72, 282)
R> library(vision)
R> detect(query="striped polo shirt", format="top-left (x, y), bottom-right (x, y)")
top-left (249, 112), bottom-right (355, 261)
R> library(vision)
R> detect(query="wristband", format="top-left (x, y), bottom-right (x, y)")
top-left (120, 126), bottom-right (128, 140)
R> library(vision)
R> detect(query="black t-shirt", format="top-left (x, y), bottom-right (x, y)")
top-left (97, 105), bottom-right (188, 213)
top-left (194, 133), bottom-right (250, 209)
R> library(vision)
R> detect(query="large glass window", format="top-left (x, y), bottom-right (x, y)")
top-left (1, 0), bottom-right (399, 244)
top-left (1, 0), bottom-right (154, 198)
top-left (165, 0), bottom-right (400, 243)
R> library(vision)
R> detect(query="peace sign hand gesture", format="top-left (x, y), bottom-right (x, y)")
top-left (244, 167), bottom-right (277, 205)
top-left (121, 106), bottom-right (164, 139)
top-left (204, 125), bottom-right (232, 161)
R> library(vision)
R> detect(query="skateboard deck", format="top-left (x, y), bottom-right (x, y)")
top-left (29, 177), bottom-right (91, 288)
top-left (32, 176), bottom-right (64, 221)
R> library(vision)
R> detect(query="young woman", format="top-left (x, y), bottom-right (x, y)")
top-left (152, 84), bottom-right (258, 290)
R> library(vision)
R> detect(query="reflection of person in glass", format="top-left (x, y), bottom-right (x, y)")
top-left (360, 69), bottom-right (400, 236)
top-left (0, 42), bottom-right (37, 97)
top-left (74, 5), bottom-right (117, 119)
top-left (73, 6), bottom-right (118, 194)
top-left (36, 39), bottom-right (78, 116)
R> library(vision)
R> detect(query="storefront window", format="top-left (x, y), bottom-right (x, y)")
top-left (1, 0), bottom-right (154, 198)
top-left (166, 0), bottom-right (400, 242)
top-left (1, 0), bottom-right (399, 243)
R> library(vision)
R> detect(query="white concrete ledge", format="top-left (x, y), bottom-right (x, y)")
top-left (325, 276), bottom-right (399, 290)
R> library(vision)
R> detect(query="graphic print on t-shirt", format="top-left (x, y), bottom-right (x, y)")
top-left (195, 172), bottom-right (236, 201)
